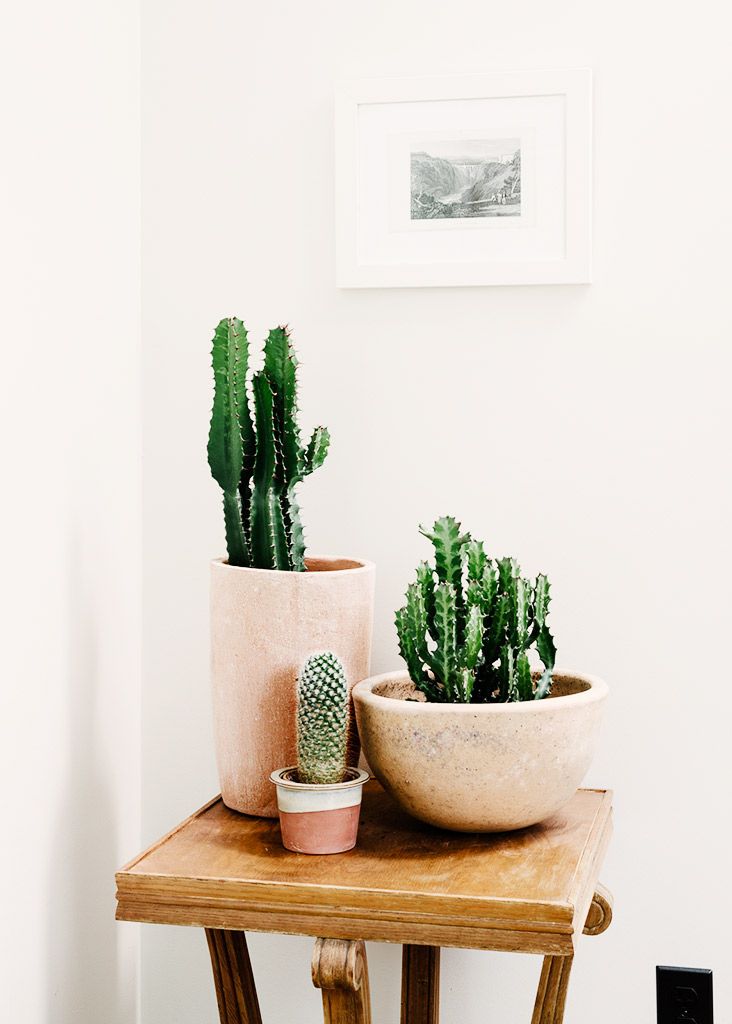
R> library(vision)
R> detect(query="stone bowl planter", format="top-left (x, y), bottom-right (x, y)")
top-left (270, 767), bottom-right (369, 854)
top-left (211, 557), bottom-right (374, 818)
top-left (353, 670), bottom-right (607, 832)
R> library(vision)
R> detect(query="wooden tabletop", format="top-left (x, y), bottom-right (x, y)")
top-left (116, 783), bottom-right (612, 955)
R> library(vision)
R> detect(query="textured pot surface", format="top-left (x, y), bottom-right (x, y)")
top-left (211, 557), bottom-right (374, 817)
top-left (353, 670), bottom-right (607, 832)
top-left (271, 767), bottom-right (368, 854)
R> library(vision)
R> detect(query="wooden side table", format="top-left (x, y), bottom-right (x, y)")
top-left (116, 784), bottom-right (613, 1024)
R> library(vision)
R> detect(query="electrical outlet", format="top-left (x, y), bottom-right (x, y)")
top-left (657, 966), bottom-right (713, 1024)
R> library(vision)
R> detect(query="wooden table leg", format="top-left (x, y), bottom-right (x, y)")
top-left (401, 945), bottom-right (440, 1024)
top-left (532, 884), bottom-right (613, 1024)
top-left (312, 937), bottom-right (372, 1024)
top-left (531, 955), bottom-right (573, 1024)
top-left (205, 929), bottom-right (263, 1024)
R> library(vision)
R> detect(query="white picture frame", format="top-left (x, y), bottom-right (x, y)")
top-left (335, 70), bottom-right (592, 288)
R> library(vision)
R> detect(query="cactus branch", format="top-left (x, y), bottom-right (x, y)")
top-left (249, 372), bottom-right (278, 569)
top-left (302, 425), bottom-right (331, 476)
top-left (208, 318), bottom-right (251, 566)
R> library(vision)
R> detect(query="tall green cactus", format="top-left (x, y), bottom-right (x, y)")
top-left (296, 652), bottom-right (348, 785)
top-left (395, 517), bottom-right (557, 704)
top-left (207, 318), bottom-right (330, 570)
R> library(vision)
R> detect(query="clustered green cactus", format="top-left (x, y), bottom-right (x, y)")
top-left (296, 652), bottom-right (349, 784)
top-left (207, 317), bottom-right (330, 570)
top-left (395, 517), bottom-right (557, 704)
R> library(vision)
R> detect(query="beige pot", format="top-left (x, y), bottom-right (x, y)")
top-left (211, 557), bottom-right (374, 817)
top-left (353, 670), bottom-right (607, 832)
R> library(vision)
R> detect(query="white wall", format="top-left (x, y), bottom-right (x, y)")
top-left (0, 2), bottom-right (141, 1022)
top-left (141, 1), bottom-right (732, 1022)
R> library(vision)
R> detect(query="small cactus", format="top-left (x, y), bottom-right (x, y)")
top-left (395, 516), bottom-right (557, 704)
top-left (296, 652), bottom-right (349, 784)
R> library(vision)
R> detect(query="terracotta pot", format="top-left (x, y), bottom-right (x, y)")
top-left (270, 767), bottom-right (369, 854)
top-left (353, 670), bottom-right (607, 832)
top-left (211, 557), bottom-right (374, 818)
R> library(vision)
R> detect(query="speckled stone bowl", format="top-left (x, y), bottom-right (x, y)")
top-left (353, 670), bottom-right (607, 832)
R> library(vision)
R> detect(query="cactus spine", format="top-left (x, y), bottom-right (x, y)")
top-left (395, 517), bottom-right (557, 704)
top-left (207, 318), bottom-right (330, 570)
top-left (296, 652), bottom-right (348, 785)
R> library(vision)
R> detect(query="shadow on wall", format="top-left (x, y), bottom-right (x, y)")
top-left (44, 529), bottom-right (133, 1024)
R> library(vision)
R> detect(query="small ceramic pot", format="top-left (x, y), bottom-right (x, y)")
top-left (270, 767), bottom-right (369, 854)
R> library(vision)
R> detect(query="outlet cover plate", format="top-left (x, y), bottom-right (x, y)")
top-left (657, 966), bottom-right (713, 1024)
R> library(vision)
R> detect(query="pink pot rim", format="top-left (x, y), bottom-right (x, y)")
top-left (270, 767), bottom-right (369, 792)
top-left (211, 556), bottom-right (374, 578)
top-left (353, 669), bottom-right (608, 714)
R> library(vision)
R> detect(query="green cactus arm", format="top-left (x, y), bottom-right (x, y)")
top-left (395, 607), bottom-right (428, 687)
top-left (269, 492), bottom-right (291, 570)
top-left (221, 493), bottom-right (248, 567)
top-left (512, 576), bottom-right (529, 650)
top-left (497, 557), bottom-right (519, 593)
top-left (420, 516), bottom-right (467, 589)
top-left (482, 591), bottom-right (509, 667)
top-left (457, 667), bottom-right (475, 703)
top-left (536, 623), bottom-right (557, 670)
top-left (421, 516), bottom-right (468, 647)
top-left (301, 425), bottom-right (331, 476)
top-left (395, 581), bottom-right (433, 681)
top-left (249, 371), bottom-right (288, 569)
top-left (467, 562), bottom-right (497, 623)
top-left (516, 652), bottom-right (533, 701)
top-left (431, 582), bottom-right (459, 700)
top-left (533, 574), bottom-right (550, 626)
top-left (395, 601), bottom-right (443, 702)
top-left (237, 344), bottom-right (256, 558)
top-left (534, 667), bottom-right (553, 700)
top-left (499, 645), bottom-right (517, 702)
top-left (465, 539), bottom-right (487, 582)
top-left (466, 580), bottom-right (482, 610)
top-left (528, 574), bottom-right (551, 643)
top-left (207, 317), bottom-right (250, 566)
top-left (462, 602), bottom-right (484, 670)
top-left (285, 491), bottom-right (306, 571)
top-left (208, 318), bottom-right (245, 492)
top-left (264, 326), bottom-right (301, 486)
top-left (415, 561), bottom-right (437, 641)
top-left (482, 563), bottom-right (499, 616)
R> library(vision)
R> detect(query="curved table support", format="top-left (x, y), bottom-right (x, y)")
top-left (312, 937), bottom-right (372, 1024)
top-left (583, 883), bottom-right (613, 936)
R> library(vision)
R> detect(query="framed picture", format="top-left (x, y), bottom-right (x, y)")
top-left (335, 70), bottom-right (592, 288)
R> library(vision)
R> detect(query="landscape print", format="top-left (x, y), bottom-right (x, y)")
top-left (411, 138), bottom-right (521, 220)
